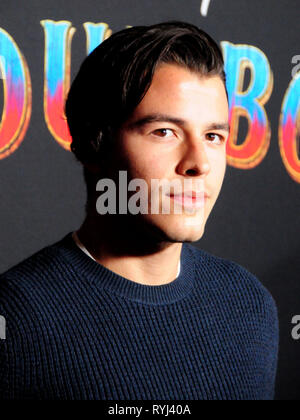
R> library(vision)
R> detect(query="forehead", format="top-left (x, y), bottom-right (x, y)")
top-left (132, 63), bottom-right (228, 121)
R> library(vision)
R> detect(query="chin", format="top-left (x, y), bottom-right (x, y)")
top-left (144, 213), bottom-right (207, 244)
top-left (166, 225), bottom-right (206, 243)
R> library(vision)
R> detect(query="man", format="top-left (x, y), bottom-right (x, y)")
top-left (0, 21), bottom-right (278, 400)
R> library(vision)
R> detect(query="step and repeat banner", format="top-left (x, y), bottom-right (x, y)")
top-left (0, 0), bottom-right (299, 400)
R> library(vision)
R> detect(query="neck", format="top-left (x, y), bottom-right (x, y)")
top-left (76, 208), bottom-right (182, 286)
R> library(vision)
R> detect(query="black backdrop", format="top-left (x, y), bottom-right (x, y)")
top-left (0, 0), bottom-right (299, 400)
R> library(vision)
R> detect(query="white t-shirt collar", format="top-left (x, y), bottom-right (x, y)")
top-left (72, 231), bottom-right (181, 278)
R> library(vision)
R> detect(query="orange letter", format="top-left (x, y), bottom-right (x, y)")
top-left (279, 73), bottom-right (300, 183)
top-left (0, 28), bottom-right (31, 159)
top-left (41, 20), bottom-right (75, 150)
top-left (222, 42), bottom-right (273, 169)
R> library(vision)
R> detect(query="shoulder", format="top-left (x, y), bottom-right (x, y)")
top-left (0, 240), bottom-right (62, 284)
top-left (0, 235), bottom-right (70, 313)
top-left (187, 243), bottom-right (278, 320)
top-left (0, 238), bottom-right (70, 400)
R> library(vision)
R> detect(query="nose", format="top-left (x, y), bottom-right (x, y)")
top-left (176, 139), bottom-right (211, 177)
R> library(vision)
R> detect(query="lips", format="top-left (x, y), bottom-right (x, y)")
top-left (166, 191), bottom-right (208, 209)
top-left (167, 191), bottom-right (208, 199)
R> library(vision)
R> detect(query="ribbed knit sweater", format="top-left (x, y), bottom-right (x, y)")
top-left (0, 232), bottom-right (279, 400)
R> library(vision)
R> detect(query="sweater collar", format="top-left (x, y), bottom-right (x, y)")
top-left (57, 232), bottom-right (196, 305)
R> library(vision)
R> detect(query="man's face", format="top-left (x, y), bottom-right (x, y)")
top-left (111, 63), bottom-right (229, 243)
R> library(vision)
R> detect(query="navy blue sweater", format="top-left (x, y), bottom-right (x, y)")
top-left (0, 232), bottom-right (279, 400)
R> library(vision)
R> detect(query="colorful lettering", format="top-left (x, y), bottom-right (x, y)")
top-left (0, 29), bottom-right (31, 159)
top-left (279, 73), bottom-right (300, 183)
top-left (222, 42), bottom-right (273, 169)
top-left (41, 20), bottom-right (75, 150)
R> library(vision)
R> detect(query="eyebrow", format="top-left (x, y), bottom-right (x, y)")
top-left (127, 113), bottom-right (230, 133)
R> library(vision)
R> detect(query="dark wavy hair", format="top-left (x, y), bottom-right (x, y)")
top-left (65, 21), bottom-right (227, 171)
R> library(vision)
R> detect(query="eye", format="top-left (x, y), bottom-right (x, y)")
top-left (205, 133), bottom-right (225, 145)
top-left (152, 128), bottom-right (175, 138)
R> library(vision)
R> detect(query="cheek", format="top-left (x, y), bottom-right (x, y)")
top-left (123, 141), bottom-right (170, 180)
top-left (134, 156), bottom-right (168, 181)
top-left (208, 149), bottom-right (227, 181)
